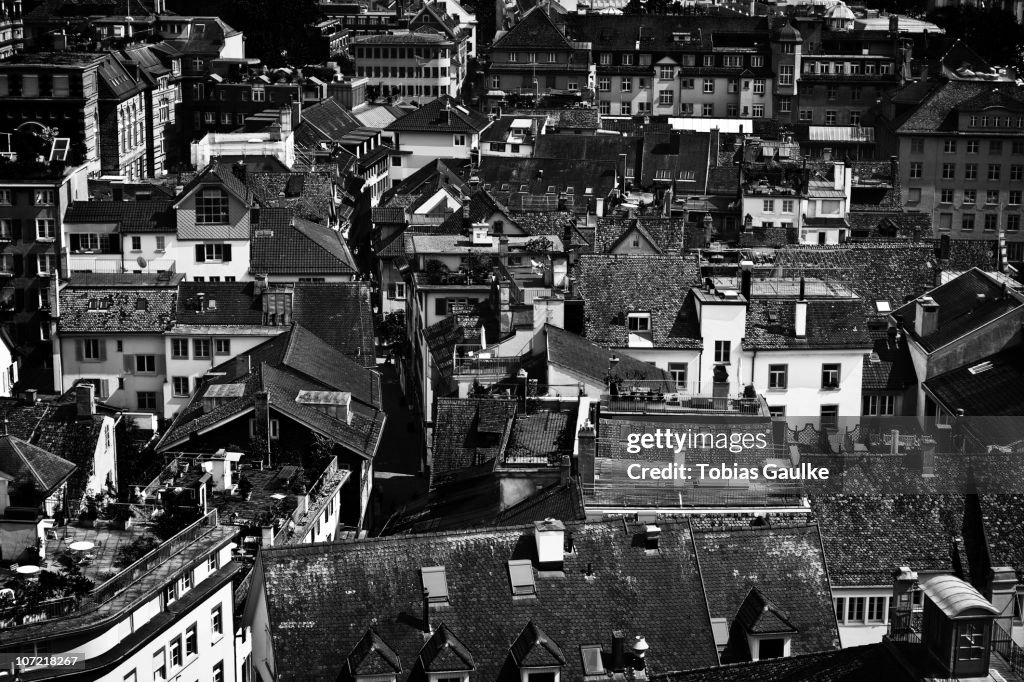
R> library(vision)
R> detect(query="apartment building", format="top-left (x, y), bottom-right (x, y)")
top-left (741, 160), bottom-right (853, 245)
top-left (0, 158), bottom-right (89, 391)
top-left (386, 96), bottom-right (490, 183)
top-left (115, 43), bottom-right (182, 177)
top-left (888, 80), bottom-right (1024, 249)
top-left (351, 31), bottom-right (462, 101)
top-left (0, 0), bottom-right (23, 59)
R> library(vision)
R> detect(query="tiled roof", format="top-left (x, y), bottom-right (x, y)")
top-left (532, 134), bottom-right (634, 164)
top-left (385, 96), bottom-right (490, 133)
top-left (493, 480), bottom-right (584, 525)
top-left (509, 212), bottom-right (576, 237)
top-left (0, 435), bottom-right (76, 497)
top-left (924, 347), bottom-right (1024, 416)
top-left (58, 281), bottom-right (178, 334)
top-left (493, 5), bottom-right (574, 50)
top-left (574, 255), bottom-right (703, 349)
top-left (430, 398), bottom-right (518, 488)
top-left (157, 325), bottom-right (384, 455)
top-left (175, 162), bottom-right (256, 211)
top-left (295, 99), bottom-right (363, 145)
top-left (478, 157), bottom-right (618, 209)
top-left (245, 172), bottom-right (337, 225)
top-left (173, 281), bottom-right (375, 362)
top-left (862, 329), bottom-right (917, 392)
top-left (653, 644), bottom-right (913, 682)
top-left (565, 15), bottom-right (770, 51)
top-left (544, 325), bottom-right (674, 388)
top-left (640, 130), bottom-right (711, 189)
top-left (258, 519), bottom-right (719, 680)
top-left (743, 299), bottom-right (872, 351)
top-left (693, 524), bottom-right (840, 662)
top-left (382, 158), bottom-right (472, 202)
top-left (808, 495), bottom-right (963, 587)
top-left (594, 217), bottom-right (686, 254)
top-left (892, 268), bottom-right (1024, 352)
top-left (250, 212), bottom-right (357, 275)
top-left (848, 210), bottom-right (930, 239)
top-left (64, 200), bottom-right (175, 233)
top-left (506, 408), bottom-right (576, 461)
top-left (896, 80), bottom-right (1024, 133)
top-left (977, 494), bottom-right (1024, 582)
top-left (346, 629), bottom-right (403, 676)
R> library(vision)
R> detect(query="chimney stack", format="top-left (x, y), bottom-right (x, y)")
top-left (643, 524), bottom-right (661, 550)
top-left (577, 420), bottom-right (596, 488)
top-left (534, 518), bottom-right (565, 568)
top-left (740, 260), bottom-right (753, 300)
top-left (236, 354), bottom-right (251, 377)
top-left (422, 588), bottom-right (431, 633)
top-left (794, 277), bottom-right (807, 338)
top-left (76, 383), bottom-right (96, 417)
top-left (914, 296), bottom-right (939, 338)
top-left (611, 631), bottom-right (626, 672)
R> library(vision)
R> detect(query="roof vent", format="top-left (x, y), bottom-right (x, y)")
top-left (508, 559), bottom-right (536, 597)
top-left (643, 524), bottom-right (661, 551)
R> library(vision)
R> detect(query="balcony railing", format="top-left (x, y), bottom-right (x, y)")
top-left (453, 353), bottom-right (522, 377)
top-left (582, 480), bottom-right (805, 508)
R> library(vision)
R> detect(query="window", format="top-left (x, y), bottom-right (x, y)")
top-left (963, 189), bottom-right (976, 205)
top-left (763, 199), bottom-right (775, 213)
top-left (821, 405), bottom-right (839, 429)
top-left (196, 188), bottom-right (229, 224)
top-left (988, 164), bottom-right (1001, 180)
top-left (942, 163), bottom-right (955, 180)
top-left (83, 339), bottom-right (103, 361)
top-left (194, 339), bottom-right (211, 359)
top-left (967, 140), bottom-right (979, 154)
top-left (185, 623), bottom-right (198, 656)
top-left (910, 138), bottom-right (924, 153)
top-left (659, 90), bottom-right (673, 106)
top-left (621, 78), bottom-right (632, 92)
top-left (962, 214), bottom-right (975, 232)
top-left (668, 362), bottom-right (687, 389)
top-left (965, 163), bottom-right (978, 180)
top-left (986, 190), bottom-right (1000, 205)
top-left (779, 65), bottom-right (793, 85)
top-left (939, 189), bottom-right (954, 204)
top-left (825, 110), bottom-right (837, 125)
top-left (213, 661), bottom-right (225, 682)
top-left (835, 597), bottom-right (846, 621)
top-left (943, 139), bottom-right (956, 153)
top-left (866, 596), bottom-right (887, 622)
top-left (598, 76), bottom-right (610, 92)
top-left (781, 199), bottom-right (794, 214)
top-left (1009, 215), bottom-right (1021, 232)
top-left (1011, 164), bottom-right (1024, 181)
top-left (768, 364), bottom-right (788, 389)
top-left (170, 636), bottom-right (182, 668)
top-left (826, 85), bottom-right (837, 101)
top-left (779, 96), bottom-right (792, 113)
top-left (821, 363), bottom-right (840, 389)
top-left (849, 110), bottom-right (861, 125)
top-left (702, 78), bottom-right (714, 93)
top-left (750, 55), bottom-right (764, 67)
top-left (658, 66), bottom-right (673, 80)
top-left (991, 140), bottom-right (1003, 154)
top-left (799, 110), bottom-right (812, 122)
top-left (909, 162), bottom-right (922, 179)
top-left (627, 313), bottom-right (651, 332)
top-left (957, 622), bottom-right (985, 661)
top-left (137, 392), bottom-right (157, 410)
top-left (714, 340), bottom-right (731, 364)
top-left (212, 604), bottom-right (223, 636)
top-left (723, 55), bottom-right (742, 67)
top-left (269, 418), bottom-right (280, 440)
top-left (153, 649), bottom-right (166, 681)
top-left (939, 213), bottom-right (953, 231)
top-left (847, 597), bottom-right (865, 622)
top-left (171, 338), bottom-right (188, 359)
top-left (703, 55), bottom-right (714, 66)
top-left (135, 355), bottom-right (156, 373)
top-left (172, 377), bottom-right (190, 397)
top-left (36, 253), bottom-right (58, 276)
top-left (36, 219), bottom-right (56, 240)
top-left (199, 243), bottom-right (231, 262)
top-left (985, 214), bottom-right (999, 231)
top-left (620, 101), bottom-right (631, 115)
top-left (0, 189), bottom-right (10, 205)
top-left (33, 189), bottom-right (54, 205)
top-left (598, 101), bottom-right (610, 115)
top-left (758, 638), bottom-right (785, 660)
top-left (863, 394), bottom-right (895, 416)
top-left (453, 133), bottom-right (467, 146)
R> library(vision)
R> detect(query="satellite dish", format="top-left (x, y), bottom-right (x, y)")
top-left (137, 256), bottom-right (148, 268)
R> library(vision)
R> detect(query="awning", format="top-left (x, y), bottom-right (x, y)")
top-left (808, 126), bottom-right (875, 143)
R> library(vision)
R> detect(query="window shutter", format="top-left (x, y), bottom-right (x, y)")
top-left (14, 289), bottom-right (23, 312)
top-left (195, 244), bottom-right (206, 262)
top-left (75, 340), bottom-right (83, 362)
top-left (434, 298), bottom-right (446, 316)
top-left (221, 244), bottom-right (232, 262)
top-left (98, 341), bottom-right (107, 361)
top-left (387, 283), bottom-right (396, 299)
top-left (155, 355), bottom-right (165, 374)
top-left (12, 254), bottom-right (22, 277)
top-left (26, 255), bottom-right (37, 277)
top-left (99, 379), bottom-right (110, 399)
top-left (12, 219), bottom-right (22, 240)
top-left (70, 234), bottom-right (81, 252)
top-left (124, 354), bottom-right (135, 373)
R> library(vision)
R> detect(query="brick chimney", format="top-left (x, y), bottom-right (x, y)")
top-left (794, 278), bottom-right (807, 338)
top-left (577, 419), bottom-right (596, 488)
top-left (76, 383), bottom-right (96, 417)
top-left (914, 296), bottom-right (939, 338)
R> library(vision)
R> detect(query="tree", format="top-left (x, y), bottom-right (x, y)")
top-left (379, 311), bottom-right (407, 349)
top-left (462, 251), bottom-right (492, 282)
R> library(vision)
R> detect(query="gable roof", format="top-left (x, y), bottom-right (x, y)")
top-left (250, 212), bottom-right (357, 275)
top-left (430, 398), bottom-right (518, 488)
top-left (258, 519), bottom-right (719, 680)
top-left (509, 621), bottom-right (567, 668)
top-left (244, 171), bottom-right (337, 226)
top-left (173, 162), bottom-right (256, 210)
top-left (58, 276), bottom-right (181, 334)
top-left (896, 80), bottom-right (1024, 133)
top-left (386, 96), bottom-right (490, 134)
top-left (493, 5), bottom-right (574, 50)
top-left (743, 298), bottom-right (873, 351)
top-left (0, 435), bottom-right (76, 497)
top-left (64, 200), bottom-right (175, 233)
top-left (157, 325), bottom-right (384, 456)
top-left (924, 346), bottom-right (1024, 418)
top-left (594, 217), bottom-right (687, 255)
top-left (295, 98), bottom-right (363, 146)
top-left (346, 629), bottom-right (403, 676)
top-left (892, 268), bottom-right (1024, 353)
top-left (544, 325), bottom-right (674, 388)
top-left (419, 624), bottom-right (476, 672)
top-left (574, 255), bottom-right (702, 349)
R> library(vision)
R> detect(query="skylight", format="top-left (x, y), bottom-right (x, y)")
top-left (968, 361), bottom-right (994, 375)
top-left (508, 559), bottom-right (536, 597)
top-left (580, 645), bottom-right (605, 675)
top-left (875, 300), bottom-right (892, 313)
top-left (421, 566), bottom-right (449, 605)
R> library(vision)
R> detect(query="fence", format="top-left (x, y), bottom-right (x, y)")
top-left (992, 620), bottom-right (1024, 674)
top-left (0, 596), bottom-right (78, 629)
top-left (582, 480), bottom-right (805, 508)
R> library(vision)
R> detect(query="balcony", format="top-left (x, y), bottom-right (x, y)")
top-left (599, 380), bottom-right (770, 416)
top-left (453, 345), bottom-right (522, 377)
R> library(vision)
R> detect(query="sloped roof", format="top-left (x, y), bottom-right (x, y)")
top-left (862, 328), bottom-right (917, 392)
top-left (493, 6), bottom-right (574, 50)
top-left (743, 298), bottom-right (872, 351)
top-left (574, 254), bottom-right (702, 349)
top-left (385, 96), bottom-right (490, 134)
top-left (346, 629), bottom-right (403, 676)
top-left (594, 216), bottom-right (687, 254)
top-left (509, 621), bottom-right (566, 668)
top-left (250, 213), bottom-right (357, 275)
top-left (896, 80), bottom-right (1024, 133)
top-left (924, 346), bottom-right (1024, 417)
top-left (175, 162), bottom-right (256, 210)
top-left (64, 199), bottom-right (175, 233)
top-left (430, 398), bottom-right (518, 488)
top-left (295, 98), bottom-right (363, 145)
top-left (245, 172), bottom-right (337, 225)
top-left (544, 325), bottom-right (674, 388)
top-left (258, 519), bottom-right (719, 680)
top-left (0, 435), bottom-right (76, 497)
top-left (58, 278), bottom-right (180, 334)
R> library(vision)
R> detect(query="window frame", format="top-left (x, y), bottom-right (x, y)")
top-left (195, 187), bottom-right (229, 224)
top-left (768, 364), bottom-right (788, 390)
top-left (714, 340), bottom-right (731, 364)
top-left (821, 363), bottom-right (841, 389)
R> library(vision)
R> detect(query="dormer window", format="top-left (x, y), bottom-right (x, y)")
top-left (627, 313), bottom-right (651, 332)
top-left (196, 188), bottom-right (229, 224)
top-left (509, 622), bottom-right (565, 682)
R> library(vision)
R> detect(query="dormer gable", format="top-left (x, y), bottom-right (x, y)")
top-left (508, 620), bottom-right (567, 679)
top-left (417, 624), bottom-right (475, 680)
top-left (345, 629), bottom-right (403, 681)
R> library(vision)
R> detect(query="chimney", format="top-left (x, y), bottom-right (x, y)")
top-left (643, 524), bottom-right (661, 550)
top-left (889, 13), bottom-right (899, 36)
top-left (833, 160), bottom-right (845, 191)
top-left (236, 355), bottom-right (251, 377)
top-left (914, 296), bottom-right (939, 338)
top-left (577, 419), bottom-right (596, 488)
top-left (611, 631), bottom-right (626, 672)
top-left (207, 449), bottom-right (235, 491)
top-left (23, 388), bottom-right (38, 405)
top-left (232, 160), bottom-right (246, 185)
top-left (794, 278), bottom-right (807, 338)
top-left (422, 588), bottom-right (431, 633)
top-left (471, 222), bottom-right (490, 246)
top-left (76, 383), bottom-right (96, 417)
top-left (595, 197), bottom-right (605, 217)
top-left (740, 260), bottom-right (753, 300)
top-left (111, 179), bottom-right (124, 202)
top-left (559, 455), bottom-right (571, 485)
top-left (533, 518), bottom-right (565, 567)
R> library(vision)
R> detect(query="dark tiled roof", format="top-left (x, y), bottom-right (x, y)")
top-left (176, 162), bottom-right (256, 209)
top-left (574, 255), bottom-right (702, 349)
top-left (743, 299), bottom-right (872, 351)
top-left (58, 282), bottom-right (177, 334)
top-left (706, 166), bottom-right (740, 196)
top-left (157, 325), bottom-right (384, 456)
top-left (848, 210), bottom-right (930, 240)
top-left (493, 480), bottom-right (584, 525)
top-left (0, 435), bottom-right (76, 497)
top-left (640, 130), bottom-right (711, 189)
top-left (977, 494), bottom-right (1024, 581)
top-left (544, 325), bottom-right (674, 388)
top-left (506, 408), bottom-right (576, 461)
top-left (258, 519), bottom-right (719, 680)
top-left (924, 347), bottom-right (1024, 416)
top-left (346, 629), bottom-right (403, 676)
top-left (594, 217), bottom-right (686, 254)
top-left (430, 398), bottom-right (517, 487)
top-left (892, 269), bottom-right (1024, 352)
top-left (565, 14), bottom-right (770, 52)
top-left (653, 644), bottom-right (913, 682)
top-left (493, 6), bottom-right (574, 50)
top-left (509, 212), bottom-right (576, 237)
top-left (64, 200), bottom-right (175, 233)
top-left (245, 172), bottom-right (337, 225)
top-left (896, 80), bottom-right (1024, 133)
top-left (478, 157), bottom-right (618, 211)
top-left (532, 134), bottom-right (634, 164)
top-left (295, 98), bottom-right (363, 145)
top-left (694, 525), bottom-right (840, 662)
top-left (808, 495), bottom-right (963, 587)
top-left (386, 96), bottom-right (490, 133)
top-left (250, 212), bottom-right (357, 275)
top-left (862, 329), bottom-right (917, 392)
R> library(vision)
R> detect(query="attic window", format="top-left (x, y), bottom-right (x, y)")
top-left (869, 352), bottom-right (881, 363)
top-left (968, 360), bottom-right (994, 375)
top-left (565, 187), bottom-right (574, 194)
top-left (501, 183), bottom-right (510, 191)
top-left (520, 184), bottom-right (529, 192)
top-left (546, 185), bottom-right (556, 194)
top-left (88, 298), bottom-right (111, 311)
top-left (508, 559), bottom-right (536, 597)
top-left (875, 300), bottom-right (892, 313)
top-left (580, 645), bottom-right (605, 675)
top-left (421, 566), bottom-right (449, 606)
top-left (628, 313), bottom-right (651, 332)
top-left (135, 298), bottom-right (148, 311)
top-left (678, 170), bottom-right (696, 181)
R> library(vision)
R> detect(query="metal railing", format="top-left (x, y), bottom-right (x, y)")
top-left (453, 350), bottom-right (522, 377)
top-left (0, 596), bottom-right (78, 628)
top-left (992, 620), bottom-right (1024, 674)
top-left (601, 392), bottom-right (765, 416)
top-left (582, 480), bottom-right (804, 508)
